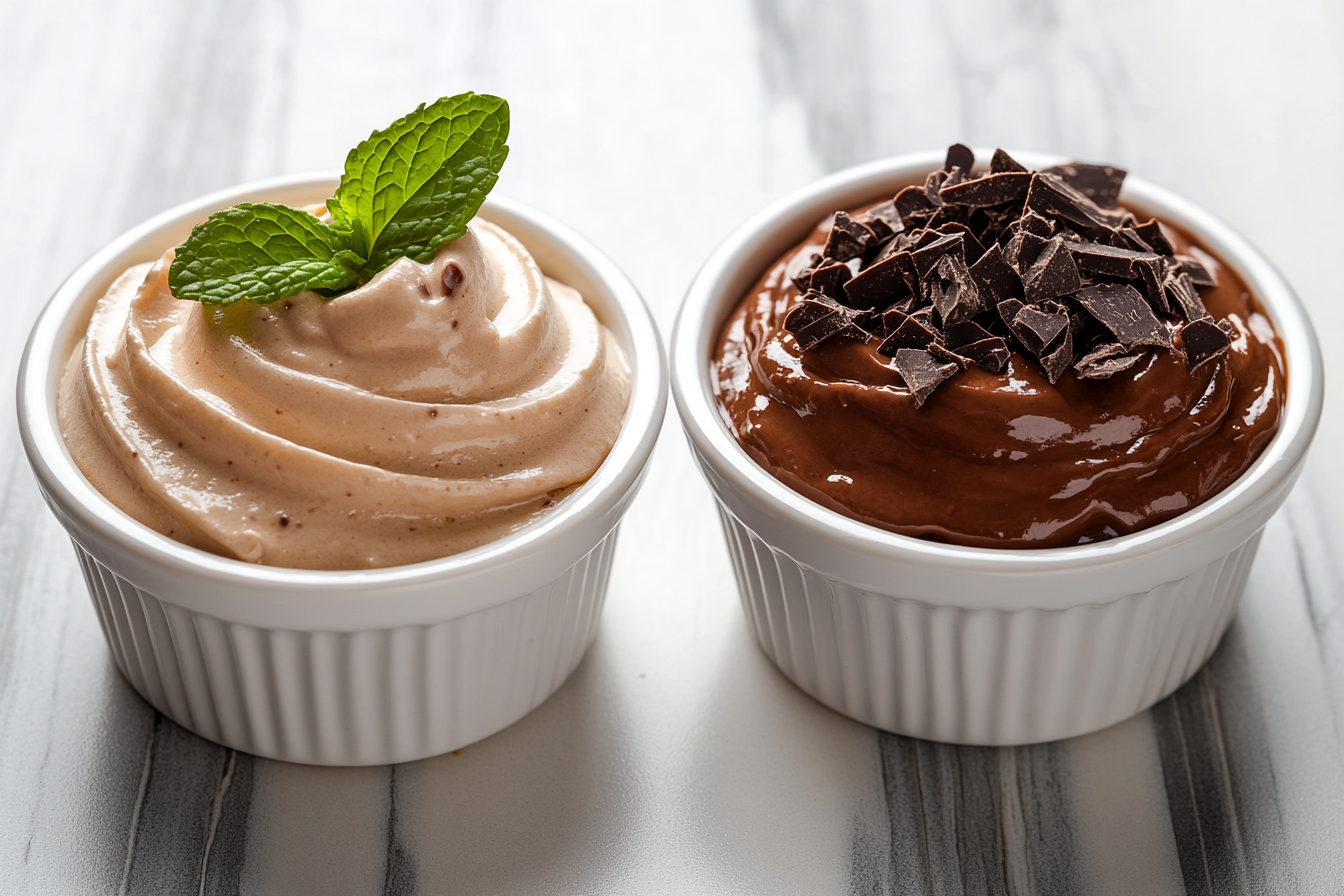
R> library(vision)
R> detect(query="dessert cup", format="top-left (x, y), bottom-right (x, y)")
top-left (671, 151), bottom-right (1322, 745)
top-left (18, 173), bottom-right (666, 766)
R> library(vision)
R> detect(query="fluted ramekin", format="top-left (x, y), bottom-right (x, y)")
top-left (18, 174), bottom-right (666, 765)
top-left (672, 152), bottom-right (1322, 745)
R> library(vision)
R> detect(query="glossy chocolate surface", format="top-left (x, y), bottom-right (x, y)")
top-left (713, 202), bottom-right (1286, 549)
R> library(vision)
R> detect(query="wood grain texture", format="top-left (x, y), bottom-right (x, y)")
top-left (1, 0), bottom-right (1343, 893)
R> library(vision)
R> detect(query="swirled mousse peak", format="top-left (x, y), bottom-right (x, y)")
top-left (57, 94), bottom-right (631, 568)
top-left (714, 145), bottom-right (1285, 549)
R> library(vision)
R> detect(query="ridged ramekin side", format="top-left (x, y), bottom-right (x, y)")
top-left (717, 506), bottom-right (1257, 745)
top-left (73, 526), bottom-right (619, 766)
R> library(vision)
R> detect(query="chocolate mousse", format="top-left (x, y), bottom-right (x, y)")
top-left (713, 146), bottom-right (1285, 549)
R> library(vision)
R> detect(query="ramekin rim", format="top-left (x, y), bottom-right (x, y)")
top-left (670, 149), bottom-right (1323, 575)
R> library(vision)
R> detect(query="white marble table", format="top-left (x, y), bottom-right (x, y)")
top-left (4, 1), bottom-right (1344, 892)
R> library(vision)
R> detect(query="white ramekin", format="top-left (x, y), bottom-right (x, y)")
top-left (18, 174), bottom-right (666, 766)
top-left (672, 151), bottom-right (1323, 745)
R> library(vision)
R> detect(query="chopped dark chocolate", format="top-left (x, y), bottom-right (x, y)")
top-left (1179, 316), bottom-right (1232, 370)
top-left (1175, 252), bottom-right (1218, 288)
top-left (808, 259), bottom-right (852, 300)
top-left (843, 254), bottom-right (909, 310)
top-left (1164, 270), bottom-right (1206, 321)
top-left (957, 337), bottom-right (1011, 374)
top-left (924, 170), bottom-right (948, 207)
top-left (1004, 230), bottom-right (1049, 273)
top-left (1067, 241), bottom-right (1161, 279)
top-left (969, 243), bottom-right (1024, 303)
top-left (1136, 255), bottom-right (1169, 314)
top-left (1012, 304), bottom-right (1069, 354)
top-left (989, 148), bottom-right (1029, 174)
top-left (944, 143), bottom-right (975, 175)
top-left (911, 232), bottom-right (965, 277)
top-left (1037, 322), bottom-right (1074, 384)
top-left (894, 185), bottom-right (938, 224)
top-left (1026, 172), bottom-right (1127, 231)
top-left (877, 312), bottom-right (939, 354)
top-left (889, 348), bottom-right (958, 408)
top-left (1075, 283), bottom-right (1172, 348)
top-left (944, 320), bottom-right (995, 349)
top-left (935, 253), bottom-right (986, 327)
top-left (1074, 342), bottom-right (1142, 380)
top-left (1133, 219), bottom-right (1175, 256)
top-left (824, 211), bottom-right (876, 262)
top-left (1021, 237), bottom-right (1083, 303)
top-left (791, 253), bottom-right (822, 292)
top-left (935, 222), bottom-right (986, 262)
top-left (783, 295), bottom-right (865, 349)
top-left (1019, 210), bottom-right (1053, 239)
top-left (939, 172), bottom-right (1032, 208)
top-left (1042, 162), bottom-right (1126, 208)
top-left (929, 340), bottom-right (974, 370)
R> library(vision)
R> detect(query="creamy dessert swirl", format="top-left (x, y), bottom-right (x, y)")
top-left (59, 218), bottom-right (631, 569)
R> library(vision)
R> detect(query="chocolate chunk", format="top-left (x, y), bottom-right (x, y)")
top-left (1110, 226), bottom-right (1153, 253)
top-left (1004, 230), bottom-right (1049, 274)
top-left (843, 254), bottom-right (908, 309)
top-left (1019, 210), bottom-right (1054, 239)
top-left (1021, 237), bottom-right (1083, 303)
top-left (929, 340), bottom-right (975, 370)
top-left (969, 243), bottom-right (1024, 303)
top-left (924, 170), bottom-right (948, 207)
top-left (1012, 304), bottom-right (1069, 354)
top-left (783, 297), bottom-right (860, 349)
top-left (791, 252), bottom-right (823, 292)
top-left (935, 253), bottom-right (986, 326)
top-left (1075, 283), bottom-right (1172, 348)
top-left (944, 143), bottom-right (975, 175)
top-left (935, 222), bottom-right (986, 262)
top-left (911, 232), bottom-right (965, 277)
top-left (1074, 342), bottom-right (1142, 380)
top-left (878, 312), bottom-right (939, 354)
top-left (889, 348), bottom-right (958, 408)
top-left (942, 165), bottom-right (969, 190)
top-left (944, 320), bottom-right (995, 349)
top-left (824, 211), bottom-right (877, 262)
top-left (997, 298), bottom-right (1026, 332)
top-left (1164, 270), bottom-right (1206, 321)
top-left (1175, 252), bottom-right (1218, 288)
top-left (1067, 241), bottom-right (1161, 279)
top-left (1026, 172), bottom-right (1127, 231)
top-left (1136, 255), bottom-right (1169, 314)
top-left (894, 185), bottom-right (938, 224)
top-left (957, 337), bottom-right (1011, 374)
top-left (1133, 219), bottom-right (1175, 256)
top-left (856, 212), bottom-right (896, 244)
top-left (939, 172), bottom-right (1032, 208)
top-left (808, 259), bottom-right (852, 300)
top-left (880, 302), bottom-right (916, 334)
top-left (1037, 322), bottom-right (1074, 384)
top-left (989, 148), bottom-right (1029, 174)
top-left (1179, 316), bottom-right (1233, 370)
top-left (1042, 162), bottom-right (1126, 208)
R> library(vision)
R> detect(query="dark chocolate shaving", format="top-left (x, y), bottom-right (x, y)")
top-left (889, 348), bottom-right (958, 408)
top-left (843, 255), bottom-right (908, 310)
top-left (939, 172), bottom-right (1032, 208)
top-left (1075, 284), bottom-right (1172, 348)
top-left (808, 259), bottom-right (852, 300)
top-left (877, 312), bottom-right (938, 354)
top-left (1133, 219), bottom-right (1175, 256)
top-left (1074, 343), bottom-right (1142, 380)
top-left (824, 211), bottom-right (877, 262)
top-left (1175, 252), bottom-right (1218, 288)
top-left (924, 171), bottom-right (948, 207)
top-left (1021, 237), bottom-right (1083, 303)
top-left (1179, 316), bottom-right (1232, 370)
top-left (1164, 270), bottom-right (1206, 321)
top-left (1042, 162), bottom-right (1126, 208)
top-left (944, 143), bottom-right (975, 175)
top-left (989, 148), bottom-right (1029, 174)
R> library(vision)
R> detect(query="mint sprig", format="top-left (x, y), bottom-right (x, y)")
top-left (169, 93), bottom-right (510, 305)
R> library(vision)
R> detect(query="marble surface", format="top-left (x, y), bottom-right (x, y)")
top-left (3, 0), bottom-right (1344, 892)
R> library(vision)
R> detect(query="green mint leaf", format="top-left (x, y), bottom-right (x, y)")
top-left (331, 93), bottom-right (510, 274)
top-left (168, 203), bottom-right (361, 305)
